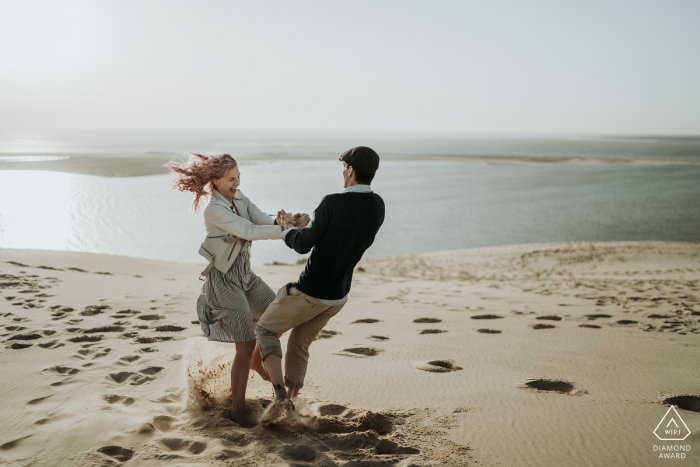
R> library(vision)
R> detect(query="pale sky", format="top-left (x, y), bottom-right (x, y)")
top-left (1, 0), bottom-right (699, 135)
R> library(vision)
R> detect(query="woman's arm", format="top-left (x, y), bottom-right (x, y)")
top-left (247, 198), bottom-right (276, 226)
top-left (206, 204), bottom-right (281, 241)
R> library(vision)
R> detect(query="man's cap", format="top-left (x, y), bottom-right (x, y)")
top-left (339, 146), bottom-right (380, 173)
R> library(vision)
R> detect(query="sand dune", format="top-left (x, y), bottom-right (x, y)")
top-left (1, 242), bottom-right (699, 466)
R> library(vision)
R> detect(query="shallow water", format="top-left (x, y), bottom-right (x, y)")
top-left (0, 160), bottom-right (698, 266)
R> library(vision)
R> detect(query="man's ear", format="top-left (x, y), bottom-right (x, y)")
top-left (348, 166), bottom-right (356, 181)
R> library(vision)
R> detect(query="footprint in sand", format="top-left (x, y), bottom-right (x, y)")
top-left (314, 329), bottom-right (341, 341)
top-left (471, 314), bottom-right (503, 320)
top-left (318, 403), bottom-right (347, 416)
top-left (617, 320), bottom-right (638, 325)
top-left (475, 328), bottom-right (502, 334)
top-left (102, 394), bottom-right (136, 406)
top-left (529, 324), bottom-right (556, 330)
top-left (7, 332), bottom-right (43, 341)
top-left (66, 267), bottom-right (88, 273)
top-left (74, 347), bottom-right (112, 360)
top-left (97, 446), bottom-right (135, 462)
top-left (536, 315), bottom-right (562, 321)
top-left (110, 309), bottom-right (141, 318)
top-left (26, 395), bottom-right (52, 405)
top-left (579, 324), bottom-right (601, 329)
top-left (518, 378), bottom-right (587, 395)
top-left (69, 335), bottom-right (103, 343)
top-left (416, 359), bottom-right (463, 373)
top-left (107, 371), bottom-right (155, 385)
top-left (118, 355), bottom-right (141, 364)
top-left (419, 329), bottom-right (447, 334)
top-left (352, 318), bottom-right (381, 324)
top-left (0, 435), bottom-right (33, 451)
top-left (153, 393), bottom-right (182, 404)
top-left (158, 438), bottom-right (207, 455)
top-left (336, 347), bottom-right (384, 357)
top-left (137, 314), bottom-right (165, 321)
top-left (154, 325), bottom-right (186, 332)
top-left (7, 342), bottom-right (33, 349)
top-left (659, 394), bottom-right (700, 413)
top-left (43, 365), bottom-right (80, 375)
top-left (367, 335), bottom-right (389, 341)
top-left (83, 326), bottom-right (126, 333)
top-left (151, 414), bottom-right (177, 431)
top-left (585, 314), bottom-right (611, 320)
top-left (38, 341), bottom-right (64, 349)
top-left (134, 336), bottom-right (173, 344)
top-left (140, 366), bottom-right (164, 375)
top-left (413, 317), bottom-right (442, 323)
top-left (79, 305), bottom-right (112, 317)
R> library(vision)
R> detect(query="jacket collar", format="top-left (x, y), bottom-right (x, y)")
top-left (211, 189), bottom-right (244, 207)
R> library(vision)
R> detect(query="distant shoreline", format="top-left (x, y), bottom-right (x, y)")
top-left (1, 152), bottom-right (699, 177)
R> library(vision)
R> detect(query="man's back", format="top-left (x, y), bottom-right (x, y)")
top-left (283, 191), bottom-right (385, 300)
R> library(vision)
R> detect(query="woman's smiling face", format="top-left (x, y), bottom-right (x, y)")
top-left (213, 166), bottom-right (241, 199)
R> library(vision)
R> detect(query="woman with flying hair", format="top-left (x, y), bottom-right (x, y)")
top-left (167, 153), bottom-right (309, 427)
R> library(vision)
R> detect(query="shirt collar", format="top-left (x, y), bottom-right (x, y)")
top-left (343, 184), bottom-right (373, 193)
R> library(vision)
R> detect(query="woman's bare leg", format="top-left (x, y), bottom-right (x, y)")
top-left (249, 334), bottom-right (283, 382)
top-left (249, 342), bottom-right (270, 382)
top-left (231, 340), bottom-right (256, 427)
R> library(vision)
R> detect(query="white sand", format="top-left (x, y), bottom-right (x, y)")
top-left (1, 242), bottom-right (699, 466)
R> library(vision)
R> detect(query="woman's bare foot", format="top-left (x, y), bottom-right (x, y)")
top-left (250, 343), bottom-right (271, 382)
top-left (229, 408), bottom-right (254, 428)
top-left (250, 358), bottom-right (271, 382)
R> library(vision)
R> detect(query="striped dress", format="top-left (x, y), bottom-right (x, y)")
top-left (196, 236), bottom-right (276, 343)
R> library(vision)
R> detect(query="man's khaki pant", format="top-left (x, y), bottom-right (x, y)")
top-left (255, 283), bottom-right (344, 390)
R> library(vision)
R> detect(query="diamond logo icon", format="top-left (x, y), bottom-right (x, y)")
top-left (654, 406), bottom-right (691, 441)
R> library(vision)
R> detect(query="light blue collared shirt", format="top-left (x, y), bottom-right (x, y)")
top-left (280, 184), bottom-right (373, 306)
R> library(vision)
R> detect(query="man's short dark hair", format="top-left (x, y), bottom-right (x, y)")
top-left (354, 170), bottom-right (375, 185)
top-left (339, 146), bottom-right (380, 185)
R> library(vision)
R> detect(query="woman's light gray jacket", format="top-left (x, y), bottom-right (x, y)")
top-left (198, 189), bottom-right (281, 275)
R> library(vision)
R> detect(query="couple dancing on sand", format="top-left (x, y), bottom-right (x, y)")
top-left (167, 147), bottom-right (385, 427)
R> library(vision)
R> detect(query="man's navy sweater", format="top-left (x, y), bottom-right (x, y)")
top-left (283, 191), bottom-right (385, 300)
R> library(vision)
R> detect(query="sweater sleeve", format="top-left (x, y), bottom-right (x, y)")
top-left (206, 204), bottom-right (281, 240)
top-left (283, 196), bottom-right (332, 254)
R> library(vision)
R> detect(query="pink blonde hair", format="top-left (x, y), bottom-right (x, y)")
top-left (166, 153), bottom-right (238, 212)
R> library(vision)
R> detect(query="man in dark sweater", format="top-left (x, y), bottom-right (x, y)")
top-left (255, 146), bottom-right (385, 416)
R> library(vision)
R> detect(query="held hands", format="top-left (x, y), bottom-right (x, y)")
top-left (293, 213), bottom-right (310, 228)
top-left (276, 210), bottom-right (293, 227)
top-left (277, 210), bottom-right (310, 230)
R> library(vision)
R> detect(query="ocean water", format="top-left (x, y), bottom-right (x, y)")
top-left (0, 160), bottom-right (698, 266)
